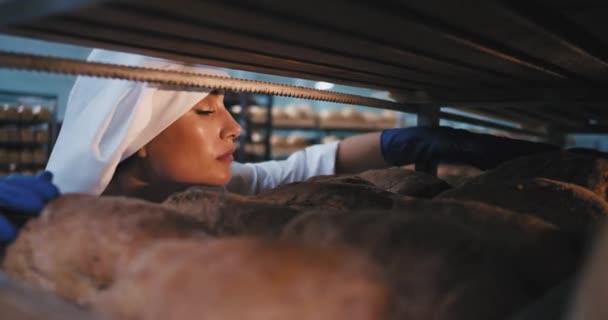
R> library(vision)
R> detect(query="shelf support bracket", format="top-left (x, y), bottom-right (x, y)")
top-left (415, 105), bottom-right (440, 176)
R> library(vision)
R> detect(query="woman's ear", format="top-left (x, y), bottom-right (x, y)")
top-left (137, 146), bottom-right (148, 158)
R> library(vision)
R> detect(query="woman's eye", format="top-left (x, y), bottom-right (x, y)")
top-left (195, 110), bottom-right (215, 116)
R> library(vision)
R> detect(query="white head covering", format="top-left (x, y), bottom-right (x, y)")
top-left (46, 49), bottom-right (229, 195)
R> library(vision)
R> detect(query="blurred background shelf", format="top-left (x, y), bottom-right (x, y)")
top-left (0, 90), bottom-right (56, 175)
top-left (227, 92), bottom-right (404, 162)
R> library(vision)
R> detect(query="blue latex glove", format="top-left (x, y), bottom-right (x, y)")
top-left (380, 126), bottom-right (560, 170)
top-left (0, 171), bottom-right (60, 242)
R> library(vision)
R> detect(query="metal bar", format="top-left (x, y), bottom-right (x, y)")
top-left (415, 105), bottom-right (440, 175)
top-left (5, 25), bottom-right (422, 95)
top-left (558, 105), bottom-right (608, 127)
top-left (547, 126), bottom-right (566, 147)
top-left (453, 101), bottom-right (608, 109)
top-left (235, 92), bottom-right (250, 163)
top-left (70, 5), bottom-right (477, 91)
top-left (508, 106), bottom-right (585, 129)
top-left (582, 106), bottom-right (608, 125)
top-left (438, 111), bottom-right (545, 137)
top-left (0, 0), bottom-right (101, 25)
top-left (458, 106), bottom-right (547, 129)
top-left (45, 13), bottom-right (452, 92)
top-left (565, 125), bottom-right (608, 134)
top-left (496, 0), bottom-right (608, 69)
top-left (7, 24), bottom-right (608, 105)
top-left (458, 102), bottom-right (608, 127)
top-left (356, 0), bottom-right (571, 79)
top-left (580, 106), bottom-right (604, 122)
top-left (15, 15), bottom-right (422, 93)
top-left (6, 34), bottom-right (608, 109)
top-left (417, 106), bottom-right (440, 127)
top-left (387, 87), bottom-right (608, 105)
top-left (0, 51), bottom-right (417, 112)
top-left (264, 95), bottom-right (273, 161)
top-left (542, 106), bottom-right (596, 127)
top-left (129, 0), bottom-right (523, 84)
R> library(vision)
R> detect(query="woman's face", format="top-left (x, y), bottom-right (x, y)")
top-left (140, 91), bottom-right (242, 186)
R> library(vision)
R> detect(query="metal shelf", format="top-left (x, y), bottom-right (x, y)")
top-left (3, 0), bottom-right (608, 137)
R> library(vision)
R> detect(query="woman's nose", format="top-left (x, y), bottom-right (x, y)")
top-left (220, 107), bottom-right (242, 140)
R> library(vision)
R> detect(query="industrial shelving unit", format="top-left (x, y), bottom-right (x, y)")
top-left (0, 0), bottom-right (604, 176)
top-left (1, 1), bottom-right (608, 319)
top-left (2, 1), bottom-right (603, 143)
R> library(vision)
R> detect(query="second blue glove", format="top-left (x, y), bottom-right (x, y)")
top-left (0, 171), bottom-right (60, 242)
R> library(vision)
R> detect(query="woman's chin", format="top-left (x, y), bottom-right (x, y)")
top-left (173, 164), bottom-right (232, 187)
top-left (217, 174), bottom-right (232, 186)
top-left (173, 173), bottom-right (230, 188)
top-left (207, 171), bottom-right (232, 186)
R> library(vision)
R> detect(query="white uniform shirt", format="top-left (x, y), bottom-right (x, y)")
top-left (226, 142), bottom-right (339, 195)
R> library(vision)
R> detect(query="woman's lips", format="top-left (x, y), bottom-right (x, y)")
top-left (217, 147), bottom-right (236, 162)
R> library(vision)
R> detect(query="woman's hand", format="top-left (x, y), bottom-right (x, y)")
top-left (380, 126), bottom-right (560, 170)
top-left (0, 171), bottom-right (60, 242)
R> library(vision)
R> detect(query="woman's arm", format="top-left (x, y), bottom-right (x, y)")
top-left (227, 127), bottom-right (559, 195)
top-left (226, 142), bottom-right (339, 195)
top-left (335, 132), bottom-right (387, 174)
